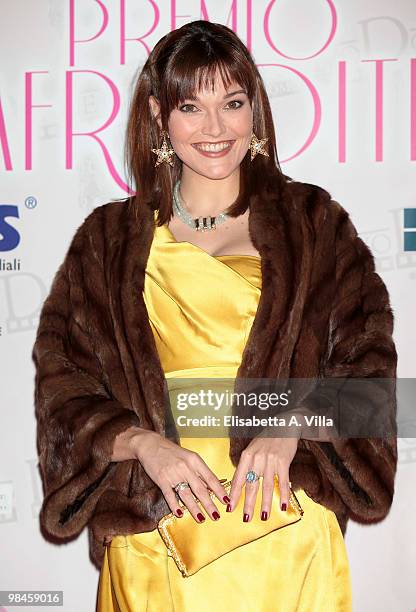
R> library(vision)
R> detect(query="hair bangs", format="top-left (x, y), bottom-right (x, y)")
top-left (162, 49), bottom-right (254, 117)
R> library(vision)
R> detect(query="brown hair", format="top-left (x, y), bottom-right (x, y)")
top-left (124, 20), bottom-right (284, 225)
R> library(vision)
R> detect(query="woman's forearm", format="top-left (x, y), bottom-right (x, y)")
top-left (299, 415), bottom-right (339, 442)
top-left (111, 425), bottom-right (160, 462)
top-left (291, 407), bottom-right (339, 442)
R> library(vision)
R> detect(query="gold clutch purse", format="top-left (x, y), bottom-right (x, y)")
top-left (157, 477), bottom-right (304, 577)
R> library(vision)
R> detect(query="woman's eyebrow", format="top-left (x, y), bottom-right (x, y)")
top-left (187, 89), bottom-right (247, 101)
top-left (223, 89), bottom-right (247, 98)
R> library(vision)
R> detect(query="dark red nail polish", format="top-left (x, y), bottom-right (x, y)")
top-left (243, 513), bottom-right (249, 522)
top-left (197, 512), bottom-right (205, 522)
top-left (212, 511), bottom-right (220, 520)
top-left (223, 495), bottom-right (231, 503)
top-left (226, 503), bottom-right (232, 512)
top-left (281, 503), bottom-right (287, 511)
top-left (176, 508), bottom-right (183, 517)
top-left (261, 511), bottom-right (268, 520)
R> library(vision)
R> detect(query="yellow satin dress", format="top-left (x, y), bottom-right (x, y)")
top-left (96, 213), bottom-right (353, 612)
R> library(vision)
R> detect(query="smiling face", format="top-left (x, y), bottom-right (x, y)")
top-left (149, 69), bottom-right (253, 181)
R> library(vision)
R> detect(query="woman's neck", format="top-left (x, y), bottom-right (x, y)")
top-left (178, 169), bottom-right (240, 217)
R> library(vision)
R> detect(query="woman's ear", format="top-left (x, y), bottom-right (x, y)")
top-left (149, 96), bottom-right (162, 130)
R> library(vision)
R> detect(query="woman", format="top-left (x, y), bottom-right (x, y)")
top-left (33, 20), bottom-right (397, 612)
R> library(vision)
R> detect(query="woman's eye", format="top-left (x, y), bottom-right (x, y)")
top-left (179, 104), bottom-right (197, 113)
top-left (227, 100), bottom-right (244, 110)
top-left (179, 100), bottom-right (245, 113)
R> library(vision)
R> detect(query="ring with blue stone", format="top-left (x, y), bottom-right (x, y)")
top-left (245, 470), bottom-right (260, 483)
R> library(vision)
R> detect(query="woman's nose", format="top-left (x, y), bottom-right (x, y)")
top-left (201, 110), bottom-right (226, 138)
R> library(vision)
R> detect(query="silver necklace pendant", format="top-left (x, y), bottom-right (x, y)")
top-left (195, 216), bottom-right (216, 231)
top-left (173, 180), bottom-right (230, 231)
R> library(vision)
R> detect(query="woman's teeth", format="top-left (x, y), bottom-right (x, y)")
top-left (193, 141), bottom-right (232, 152)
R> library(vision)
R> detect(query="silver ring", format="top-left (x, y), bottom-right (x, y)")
top-left (173, 481), bottom-right (190, 495)
top-left (245, 470), bottom-right (260, 483)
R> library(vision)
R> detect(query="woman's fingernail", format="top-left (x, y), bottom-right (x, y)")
top-left (281, 503), bottom-right (287, 511)
top-left (197, 512), bottom-right (205, 522)
top-left (226, 503), bottom-right (232, 512)
top-left (176, 508), bottom-right (183, 517)
top-left (212, 510), bottom-right (220, 520)
top-left (223, 495), bottom-right (231, 503)
top-left (243, 513), bottom-right (249, 522)
top-left (261, 511), bottom-right (268, 520)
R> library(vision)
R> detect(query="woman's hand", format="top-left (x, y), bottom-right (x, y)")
top-left (227, 421), bottom-right (301, 521)
top-left (128, 430), bottom-right (230, 523)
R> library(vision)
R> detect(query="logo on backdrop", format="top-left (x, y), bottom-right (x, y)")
top-left (0, 196), bottom-right (36, 258)
top-left (404, 209), bottom-right (416, 251)
top-left (0, 205), bottom-right (20, 253)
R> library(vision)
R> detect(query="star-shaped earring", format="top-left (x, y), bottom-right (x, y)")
top-left (152, 130), bottom-right (175, 167)
top-left (249, 132), bottom-right (269, 161)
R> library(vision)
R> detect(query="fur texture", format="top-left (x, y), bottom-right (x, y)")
top-left (32, 175), bottom-right (398, 570)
